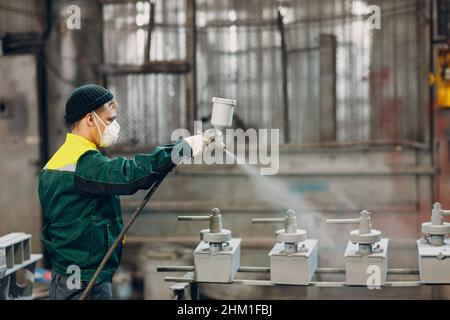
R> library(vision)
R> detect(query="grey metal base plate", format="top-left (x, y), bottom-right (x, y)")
top-left (344, 238), bottom-right (388, 286)
top-left (417, 239), bottom-right (450, 283)
top-left (269, 239), bottom-right (318, 285)
top-left (193, 238), bottom-right (241, 283)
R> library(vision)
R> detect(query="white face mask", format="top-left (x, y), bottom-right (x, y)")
top-left (92, 111), bottom-right (120, 148)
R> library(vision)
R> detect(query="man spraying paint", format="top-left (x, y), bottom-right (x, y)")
top-left (38, 84), bottom-right (209, 300)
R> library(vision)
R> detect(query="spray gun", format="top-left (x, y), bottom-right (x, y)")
top-left (252, 209), bottom-right (308, 254)
top-left (327, 210), bottom-right (383, 255)
top-left (421, 202), bottom-right (450, 246)
top-left (202, 97), bottom-right (236, 150)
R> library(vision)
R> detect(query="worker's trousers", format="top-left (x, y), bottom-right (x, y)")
top-left (49, 271), bottom-right (112, 300)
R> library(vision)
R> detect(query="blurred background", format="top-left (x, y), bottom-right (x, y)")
top-left (1, 0), bottom-right (450, 299)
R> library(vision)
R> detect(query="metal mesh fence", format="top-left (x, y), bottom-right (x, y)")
top-left (196, 1), bottom-right (285, 138)
top-left (102, 0), bottom-right (428, 147)
top-left (103, 0), bottom-right (188, 147)
top-left (107, 74), bottom-right (187, 146)
top-left (103, 0), bottom-right (187, 64)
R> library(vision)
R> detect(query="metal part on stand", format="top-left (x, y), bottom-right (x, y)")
top-left (327, 210), bottom-right (388, 286)
top-left (178, 208), bottom-right (241, 283)
top-left (421, 202), bottom-right (450, 246)
top-left (252, 209), bottom-right (308, 253)
top-left (179, 208), bottom-right (232, 253)
top-left (418, 203), bottom-right (450, 283)
top-left (327, 210), bottom-right (383, 254)
top-left (252, 209), bottom-right (318, 285)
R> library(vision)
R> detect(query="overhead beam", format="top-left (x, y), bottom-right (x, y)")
top-left (98, 61), bottom-right (191, 75)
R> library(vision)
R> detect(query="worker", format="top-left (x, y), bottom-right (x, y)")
top-left (38, 84), bottom-right (208, 300)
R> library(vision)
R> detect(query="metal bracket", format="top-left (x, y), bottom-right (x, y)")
top-left (0, 233), bottom-right (42, 300)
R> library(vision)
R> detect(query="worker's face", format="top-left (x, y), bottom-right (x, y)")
top-left (85, 100), bottom-right (119, 147)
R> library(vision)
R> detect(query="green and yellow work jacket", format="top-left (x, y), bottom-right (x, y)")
top-left (38, 133), bottom-right (189, 283)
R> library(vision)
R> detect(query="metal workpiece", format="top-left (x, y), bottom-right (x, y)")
top-left (327, 211), bottom-right (388, 286)
top-left (0, 233), bottom-right (42, 300)
top-left (252, 209), bottom-right (318, 285)
top-left (268, 240), bottom-right (319, 285)
top-left (417, 238), bottom-right (450, 283)
top-left (417, 203), bottom-right (450, 283)
top-left (327, 210), bottom-right (382, 252)
top-left (344, 239), bottom-right (389, 286)
top-left (420, 202), bottom-right (450, 246)
top-left (178, 208), bottom-right (232, 252)
top-left (178, 208), bottom-right (241, 283)
top-left (193, 239), bottom-right (241, 283)
top-left (252, 209), bottom-right (307, 253)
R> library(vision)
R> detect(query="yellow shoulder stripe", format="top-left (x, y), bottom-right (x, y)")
top-left (44, 133), bottom-right (97, 171)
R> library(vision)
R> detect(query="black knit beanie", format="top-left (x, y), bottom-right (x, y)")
top-left (64, 84), bottom-right (114, 124)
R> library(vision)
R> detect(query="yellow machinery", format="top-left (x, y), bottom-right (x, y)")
top-left (436, 46), bottom-right (450, 108)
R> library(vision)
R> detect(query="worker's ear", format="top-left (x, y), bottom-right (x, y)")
top-left (85, 112), bottom-right (97, 128)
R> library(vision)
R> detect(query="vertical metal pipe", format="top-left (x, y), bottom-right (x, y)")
top-left (429, 0), bottom-right (437, 202)
top-left (38, 0), bottom-right (52, 268)
top-left (319, 34), bottom-right (337, 142)
top-left (45, 0), bottom-right (103, 155)
top-left (38, 0), bottom-right (52, 169)
top-left (277, 9), bottom-right (290, 143)
top-left (144, 0), bottom-right (155, 63)
top-left (99, 1), bottom-right (107, 88)
top-left (186, 0), bottom-right (197, 133)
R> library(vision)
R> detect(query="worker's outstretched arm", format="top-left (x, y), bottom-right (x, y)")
top-left (74, 139), bottom-right (192, 195)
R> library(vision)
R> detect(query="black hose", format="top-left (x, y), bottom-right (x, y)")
top-left (79, 163), bottom-right (176, 300)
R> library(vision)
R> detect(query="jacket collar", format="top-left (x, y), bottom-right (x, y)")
top-left (66, 133), bottom-right (98, 150)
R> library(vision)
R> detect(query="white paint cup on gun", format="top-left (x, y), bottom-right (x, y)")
top-left (211, 97), bottom-right (237, 131)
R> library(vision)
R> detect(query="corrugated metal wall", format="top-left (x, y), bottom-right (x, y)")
top-left (0, 0), bottom-right (44, 37)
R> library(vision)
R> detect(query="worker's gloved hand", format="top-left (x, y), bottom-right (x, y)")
top-left (203, 128), bottom-right (225, 150)
top-left (183, 134), bottom-right (211, 157)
